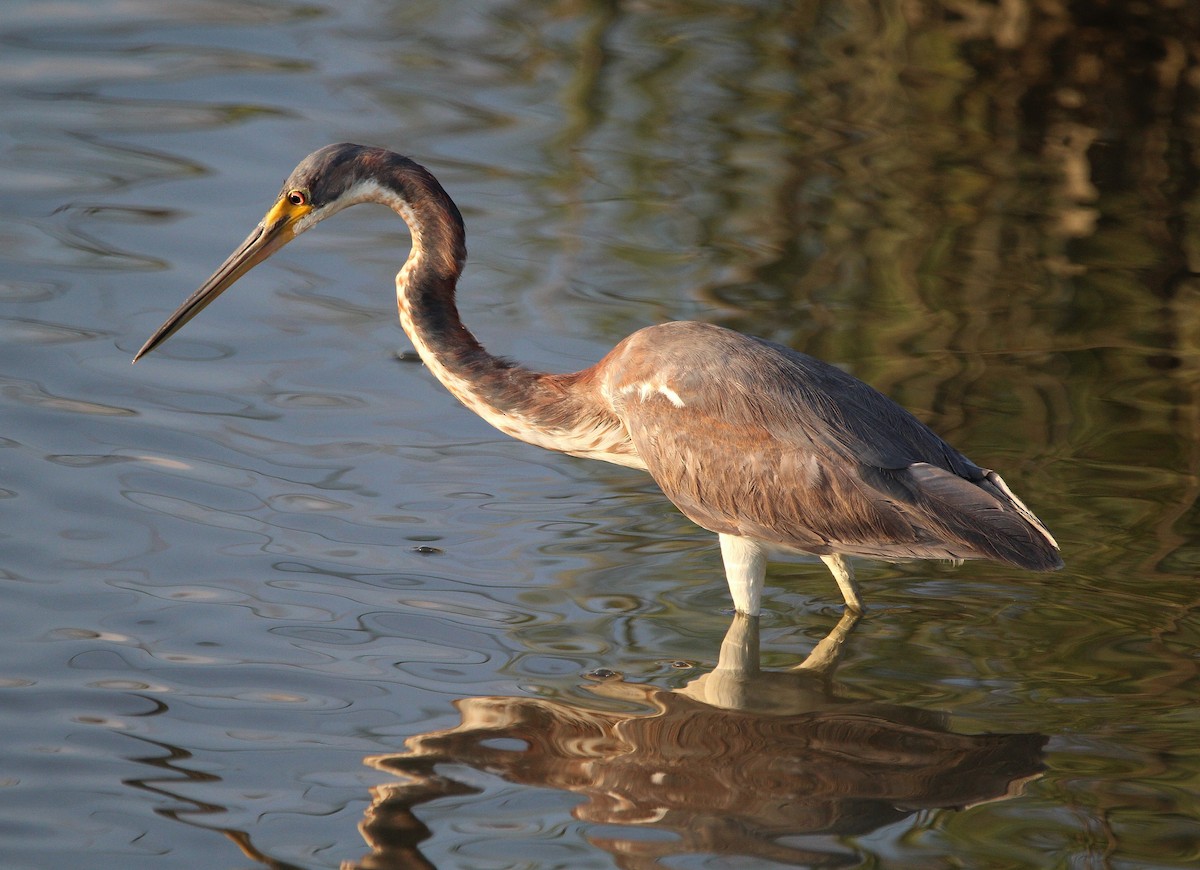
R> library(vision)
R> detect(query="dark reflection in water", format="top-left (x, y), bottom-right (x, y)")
top-left (355, 614), bottom-right (1045, 868)
top-left (120, 731), bottom-right (310, 870)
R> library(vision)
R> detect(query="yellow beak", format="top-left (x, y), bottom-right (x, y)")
top-left (133, 195), bottom-right (312, 362)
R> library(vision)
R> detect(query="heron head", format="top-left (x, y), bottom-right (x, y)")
top-left (132, 143), bottom-right (383, 362)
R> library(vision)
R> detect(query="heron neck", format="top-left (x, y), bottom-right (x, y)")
top-left (387, 185), bottom-right (638, 466)
top-left (394, 241), bottom-right (543, 419)
top-left (370, 173), bottom-right (525, 405)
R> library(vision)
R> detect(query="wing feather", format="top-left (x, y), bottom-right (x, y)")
top-left (603, 322), bottom-right (1061, 570)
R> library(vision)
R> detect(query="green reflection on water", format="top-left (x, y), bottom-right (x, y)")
top-left (453, 2), bottom-right (1200, 867)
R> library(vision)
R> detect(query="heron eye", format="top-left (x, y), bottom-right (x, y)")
top-left (287, 189), bottom-right (309, 206)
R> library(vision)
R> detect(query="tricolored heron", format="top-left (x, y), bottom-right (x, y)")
top-left (135, 143), bottom-right (1062, 615)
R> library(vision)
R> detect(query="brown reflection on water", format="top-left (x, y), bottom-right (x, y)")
top-left (354, 614), bottom-right (1045, 868)
top-left (118, 729), bottom-right (304, 870)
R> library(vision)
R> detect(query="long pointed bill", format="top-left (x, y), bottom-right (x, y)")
top-left (133, 195), bottom-right (312, 362)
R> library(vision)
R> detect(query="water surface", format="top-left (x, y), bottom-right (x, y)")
top-left (2, 1), bottom-right (1198, 867)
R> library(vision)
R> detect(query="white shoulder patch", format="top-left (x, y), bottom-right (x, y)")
top-left (619, 381), bottom-right (686, 409)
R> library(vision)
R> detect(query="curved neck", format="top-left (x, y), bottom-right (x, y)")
top-left (373, 165), bottom-right (640, 467)
top-left (375, 166), bottom-right (536, 412)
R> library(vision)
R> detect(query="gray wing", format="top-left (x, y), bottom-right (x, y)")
top-left (603, 323), bottom-right (1061, 570)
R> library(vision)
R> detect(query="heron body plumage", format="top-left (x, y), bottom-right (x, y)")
top-left (136, 143), bottom-right (1063, 616)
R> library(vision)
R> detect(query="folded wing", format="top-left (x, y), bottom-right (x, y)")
top-left (602, 322), bottom-right (1062, 571)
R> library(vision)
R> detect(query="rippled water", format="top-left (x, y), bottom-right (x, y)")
top-left (2, 1), bottom-right (1199, 867)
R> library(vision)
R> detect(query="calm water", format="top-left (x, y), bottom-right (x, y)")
top-left (2, 1), bottom-right (1198, 867)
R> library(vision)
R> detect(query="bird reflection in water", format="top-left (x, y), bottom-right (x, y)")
top-left (352, 614), bottom-right (1046, 868)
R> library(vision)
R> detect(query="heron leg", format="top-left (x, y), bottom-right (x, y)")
top-left (714, 612), bottom-right (760, 674)
top-left (794, 608), bottom-right (861, 676)
top-left (718, 533), bottom-right (766, 616)
top-left (820, 554), bottom-right (864, 613)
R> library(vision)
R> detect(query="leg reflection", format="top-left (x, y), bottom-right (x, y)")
top-left (357, 611), bottom-right (1045, 868)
